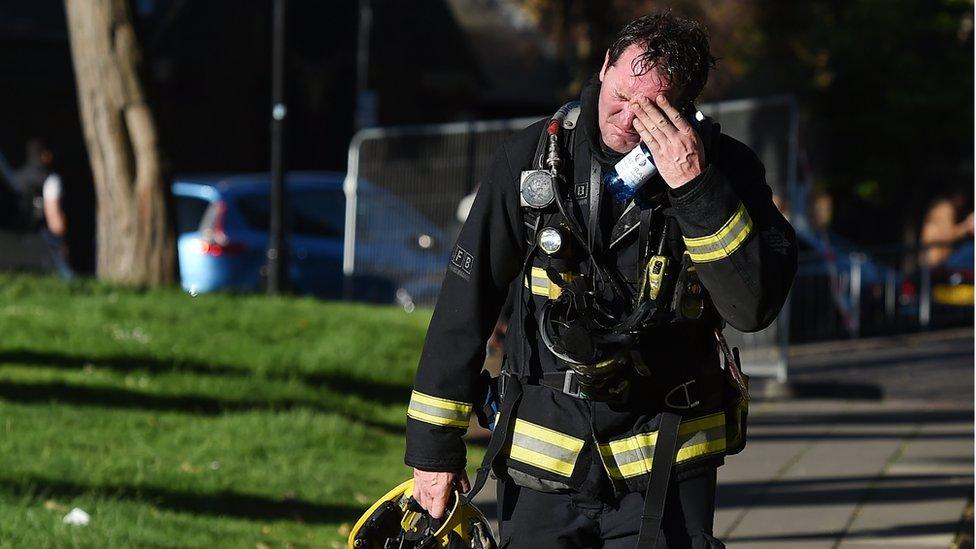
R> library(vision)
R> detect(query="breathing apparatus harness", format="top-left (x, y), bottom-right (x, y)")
top-left (463, 104), bottom-right (748, 549)
top-left (517, 101), bottom-right (710, 403)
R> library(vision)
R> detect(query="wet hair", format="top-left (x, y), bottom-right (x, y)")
top-left (606, 12), bottom-right (716, 107)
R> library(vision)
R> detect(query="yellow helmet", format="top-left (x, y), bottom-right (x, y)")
top-left (348, 478), bottom-right (496, 549)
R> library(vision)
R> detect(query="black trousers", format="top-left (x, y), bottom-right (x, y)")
top-left (497, 469), bottom-right (724, 548)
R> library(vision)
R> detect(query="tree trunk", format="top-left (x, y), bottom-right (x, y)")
top-left (64, 0), bottom-right (176, 285)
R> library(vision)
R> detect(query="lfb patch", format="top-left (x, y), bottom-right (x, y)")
top-left (450, 245), bottom-right (474, 280)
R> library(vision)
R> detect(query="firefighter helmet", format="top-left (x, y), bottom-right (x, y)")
top-left (348, 479), bottom-right (496, 549)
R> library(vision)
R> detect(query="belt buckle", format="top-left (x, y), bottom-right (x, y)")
top-left (562, 371), bottom-right (589, 400)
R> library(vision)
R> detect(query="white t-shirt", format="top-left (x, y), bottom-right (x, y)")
top-left (42, 173), bottom-right (61, 201)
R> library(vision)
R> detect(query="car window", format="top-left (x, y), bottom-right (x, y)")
top-left (174, 196), bottom-right (212, 234)
top-left (236, 189), bottom-right (345, 237)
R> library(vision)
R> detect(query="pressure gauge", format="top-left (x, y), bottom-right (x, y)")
top-left (520, 170), bottom-right (556, 209)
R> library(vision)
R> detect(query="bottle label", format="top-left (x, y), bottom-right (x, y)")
top-left (615, 144), bottom-right (656, 188)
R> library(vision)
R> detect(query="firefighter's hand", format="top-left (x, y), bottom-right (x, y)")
top-left (412, 468), bottom-right (470, 519)
top-left (630, 94), bottom-right (706, 189)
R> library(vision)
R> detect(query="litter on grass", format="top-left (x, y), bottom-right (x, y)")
top-left (62, 508), bottom-right (90, 526)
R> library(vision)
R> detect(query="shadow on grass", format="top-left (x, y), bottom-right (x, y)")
top-left (0, 350), bottom-right (245, 377)
top-left (0, 379), bottom-right (405, 435)
top-left (0, 350), bottom-right (413, 406)
top-left (303, 371), bottom-right (412, 405)
top-left (1, 475), bottom-right (363, 524)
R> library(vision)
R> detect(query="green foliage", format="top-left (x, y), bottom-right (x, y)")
top-left (513, 0), bottom-right (973, 243)
top-left (0, 274), bottom-right (478, 547)
top-left (757, 0), bottom-right (973, 242)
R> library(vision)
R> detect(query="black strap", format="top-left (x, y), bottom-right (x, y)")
top-left (587, 154), bottom-right (601, 259)
top-left (524, 209), bottom-right (541, 246)
top-left (539, 371), bottom-right (582, 398)
top-left (638, 207), bottom-right (654, 267)
top-left (462, 376), bottom-right (524, 505)
top-left (635, 412), bottom-right (682, 549)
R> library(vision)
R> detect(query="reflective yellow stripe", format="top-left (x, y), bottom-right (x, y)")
top-left (508, 446), bottom-right (576, 476)
top-left (406, 409), bottom-right (470, 428)
top-left (599, 412), bottom-right (727, 480)
top-left (680, 412), bottom-right (725, 434)
top-left (617, 459), bottom-right (654, 478)
top-left (515, 419), bottom-right (585, 451)
top-left (409, 391), bottom-right (472, 413)
top-left (505, 419), bottom-right (584, 477)
top-left (683, 203), bottom-right (753, 262)
top-left (524, 267), bottom-right (576, 299)
top-left (683, 203), bottom-right (748, 246)
top-left (606, 432), bottom-right (657, 455)
top-left (406, 391), bottom-right (472, 429)
top-left (677, 439), bottom-right (727, 462)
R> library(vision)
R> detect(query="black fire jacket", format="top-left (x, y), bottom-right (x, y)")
top-left (405, 79), bottom-right (797, 496)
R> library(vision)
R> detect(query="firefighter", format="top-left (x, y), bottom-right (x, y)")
top-left (405, 12), bottom-right (796, 548)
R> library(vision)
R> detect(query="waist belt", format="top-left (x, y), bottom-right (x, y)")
top-left (536, 371), bottom-right (630, 404)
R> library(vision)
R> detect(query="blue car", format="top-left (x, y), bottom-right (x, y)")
top-left (172, 172), bottom-right (449, 304)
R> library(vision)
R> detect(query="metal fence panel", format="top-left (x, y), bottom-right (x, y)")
top-left (343, 118), bottom-right (540, 308)
top-left (696, 97), bottom-right (798, 381)
top-left (346, 98), bottom-right (799, 379)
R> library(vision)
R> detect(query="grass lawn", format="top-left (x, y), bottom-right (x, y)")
top-left (0, 274), bottom-right (481, 548)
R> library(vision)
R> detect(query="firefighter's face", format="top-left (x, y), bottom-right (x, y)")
top-left (598, 45), bottom-right (676, 154)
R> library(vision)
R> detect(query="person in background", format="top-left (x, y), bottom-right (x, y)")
top-left (920, 192), bottom-right (974, 268)
top-left (13, 137), bottom-right (72, 279)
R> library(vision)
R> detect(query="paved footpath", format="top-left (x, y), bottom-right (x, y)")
top-left (471, 328), bottom-right (974, 548)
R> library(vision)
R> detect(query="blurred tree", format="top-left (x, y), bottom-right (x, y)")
top-left (512, 0), bottom-right (973, 244)
top-left (756, 0), bottom-right (974, 244)
top-left (63, 0), bottom-right (176, 285)
top-left (511, 0), bottom-right (762, 99)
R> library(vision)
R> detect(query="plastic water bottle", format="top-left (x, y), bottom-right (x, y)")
top-left (603, 143), bottom-right (657, 201)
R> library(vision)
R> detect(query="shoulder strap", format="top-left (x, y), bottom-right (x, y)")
top-left (635, 412), bottom-right (682, 548)
top-left (463, 376), bottom-right (524, 504)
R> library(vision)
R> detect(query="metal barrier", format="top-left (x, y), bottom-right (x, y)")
top-left (787, 238), bottom-right (974, 342)
top-left (343, 117), bottom-right (539, 308)
top-left (697, 96), bottom-right (799, 382)
top-left (345, 97), bottom-right (801, 380)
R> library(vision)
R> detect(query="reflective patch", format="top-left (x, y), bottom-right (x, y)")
top-left (599, 412), bottom-right (727, 480)
top-left (406, 391), bottom-right (472, 429)
top-left (683, 203), bottom-right (753, 262)
top-left (505, 418), bottom-right (584, 477)
top-left (524, 267), bottom-right (575, 299)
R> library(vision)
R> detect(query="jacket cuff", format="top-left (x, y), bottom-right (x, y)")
top-left (668, 165), bottom-right (753, 263)
top-left (404, 417), bottom-right (467, 471)
top-left (667, 168), bottom-right (707, 198)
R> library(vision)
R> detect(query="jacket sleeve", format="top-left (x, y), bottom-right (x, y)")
top-left (404, 138), bottom-right (529, 471)
top-left (668, 134), bottom-right (797, 332)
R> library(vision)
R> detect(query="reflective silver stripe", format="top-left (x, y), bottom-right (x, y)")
top-left (599, 412), bottom-right (727, 480)
top-left (505, 419), bottom-right (584, 477)
top-left (683, 203), bottom-right (753, 262)
top-left (406, 391), bottom-right (472, 429)
top-left (524, 268), bottom-right (576, 299)
top-left (675, 414), bottom-right (727, 462)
